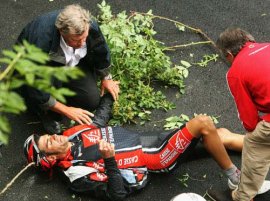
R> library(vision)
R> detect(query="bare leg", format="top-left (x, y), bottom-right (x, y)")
top-left (186, 115), bottom-right (233, 170)
top-left (217, 128), bottom-right (244, 152)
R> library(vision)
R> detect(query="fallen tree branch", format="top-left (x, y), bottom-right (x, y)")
top-left (0, 162), bottom-right (34, 196)
top-left (0, 51), bottom-right (23, 81)
top-left (164, 41), bottom-right (212, 51)
top-left (130, 11), bottom-right (218, 50)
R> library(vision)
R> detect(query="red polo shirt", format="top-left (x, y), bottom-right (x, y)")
top-left (227, 42), bottom-right (270, 131)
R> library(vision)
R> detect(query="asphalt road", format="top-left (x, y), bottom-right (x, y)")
top-left (1, 0), bottom-right (270, 201)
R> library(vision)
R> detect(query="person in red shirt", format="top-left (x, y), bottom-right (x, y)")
top-left (209, 28), bottom-right (270, 201)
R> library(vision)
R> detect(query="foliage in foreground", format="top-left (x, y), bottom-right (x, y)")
top-left (0, 41), bottom-right (83, 144)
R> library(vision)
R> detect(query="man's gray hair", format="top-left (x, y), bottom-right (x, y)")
top-left (216, 28), bottom-right (255, 57)
top-left (55, 4), bottom-right (91, 35)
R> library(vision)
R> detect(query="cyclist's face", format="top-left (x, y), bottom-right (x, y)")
top-left (38, 134), bottom-right (69, 155)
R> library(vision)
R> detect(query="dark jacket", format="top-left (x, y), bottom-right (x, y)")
top-left (17, 10), bottom-right (111, 108)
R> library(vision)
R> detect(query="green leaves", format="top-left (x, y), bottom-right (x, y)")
top-left (181, 60), bottom-right (191, 68)
top-left (178, 173), bottom-right (190, 188)
top-left (9, 78), bottom-right (25, 89)
top-left (178, 173), bottom-right (207, 188)
top-left (164, 114), bottom-right (190, 130)
top-left (194, 54), bottom-right (219, 67)
top-left (98, 2), bottom-right (218, 125)
top-left (98, 1), bottom-right (189, 125)
top-left (0, 84), bottom-right (25, 144)
top-left (2, 50), bottom-right (18, 59)
top-left (164, 113), bottom-right (219, 130)
top-left (0, 40), bottom-right (83, 144)
top-left (50, 87), bottom-right (76, 103)
top-left (23, 41), bottom-right (49, 64)
top-left (0, 89), bottom-right (26, 114)
top-left (175, 23), bottom-right (186, 32)
top-left (0, 116), bottom-right (10, 144)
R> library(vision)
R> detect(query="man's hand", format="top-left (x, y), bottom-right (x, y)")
top-left (98, 139), bottom-right (115, 159)
top-left (51, 101), bottom-right (94, 125)
top-left (64, 106), bottom-right (94, 125)
top-left (101, 79), bottom-right (120, 101)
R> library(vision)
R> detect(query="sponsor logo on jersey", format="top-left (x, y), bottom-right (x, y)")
top-left (115, 149), bottom-right (144, 168)
top-left (160, 148), bottom-right (170, 159)
top-left (90, 172), bottom-right (107, 182)
top-left (101, 128), bottom-right (107, 141)
top-left (160, 130), bottom-right (191, 167)
top-left (175, 131), bottom-right (190, 151)
top-left (161, 150), bottom-right (178, 166)
top-left (117, 155), bottom-right (139, 166)
top-left (107, 127), bottom-right (115, 144)
top-left (82, 129), bottom-right (101, 147)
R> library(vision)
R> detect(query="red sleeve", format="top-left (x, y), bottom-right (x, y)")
top-left (227, 75), bottom-right (260, 131)
top-left (63, 124), bottom-right (98, 137)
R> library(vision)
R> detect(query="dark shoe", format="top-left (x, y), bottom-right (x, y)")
top-left (39, 113), bottom-right (62, 134)
top-left (92, 93), bottom-right (114, 127)
top-left (206, 189), bottom-right (233, 201)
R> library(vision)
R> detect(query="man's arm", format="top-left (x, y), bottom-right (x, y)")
top-left (69, 140), bottom-right (127, 201)
top-left (69, 170), bottom-right (127, 201)
top-left (51, 101), bottom-right (94, 125)
top-left (88, 21), bottom-right (120, 101)
top-left (89, 21), bottom-right (111, 76)
top-left (227, 76), bottom-right (260, 131)
top-left (99, 140), bottom-right (127, 200)
top-left (101, 79), bottom-right (120, 101)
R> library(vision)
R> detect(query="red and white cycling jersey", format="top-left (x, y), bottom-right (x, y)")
top-left (56, 124), bottom-right (197, 198)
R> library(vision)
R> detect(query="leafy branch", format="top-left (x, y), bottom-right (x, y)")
top-left (0, 52), bottom-right (22, 81)
top-left (164, 113), bottom-right (220, 130)
top-left (98, 1), bottom-right (219, 125)
top-left (0, 162), bottom-right (34, 196)
top-left (164, 41), bottom-right (212, 51)
top-left (0, 41), bottom-right (83, 144)
top-left (194, 54), bottom-right (219, 67)
top-left (178, 173), bottom-right (207, 188)
top-left (130, 11), bottom-right (217, 50)
top-left (164, 114), bottom-right (190, 130)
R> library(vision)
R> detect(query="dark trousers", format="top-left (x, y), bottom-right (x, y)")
top-left (64, 70), bottom-right (101, 112)
top-left (21, 69), bottom-right (101, 121)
